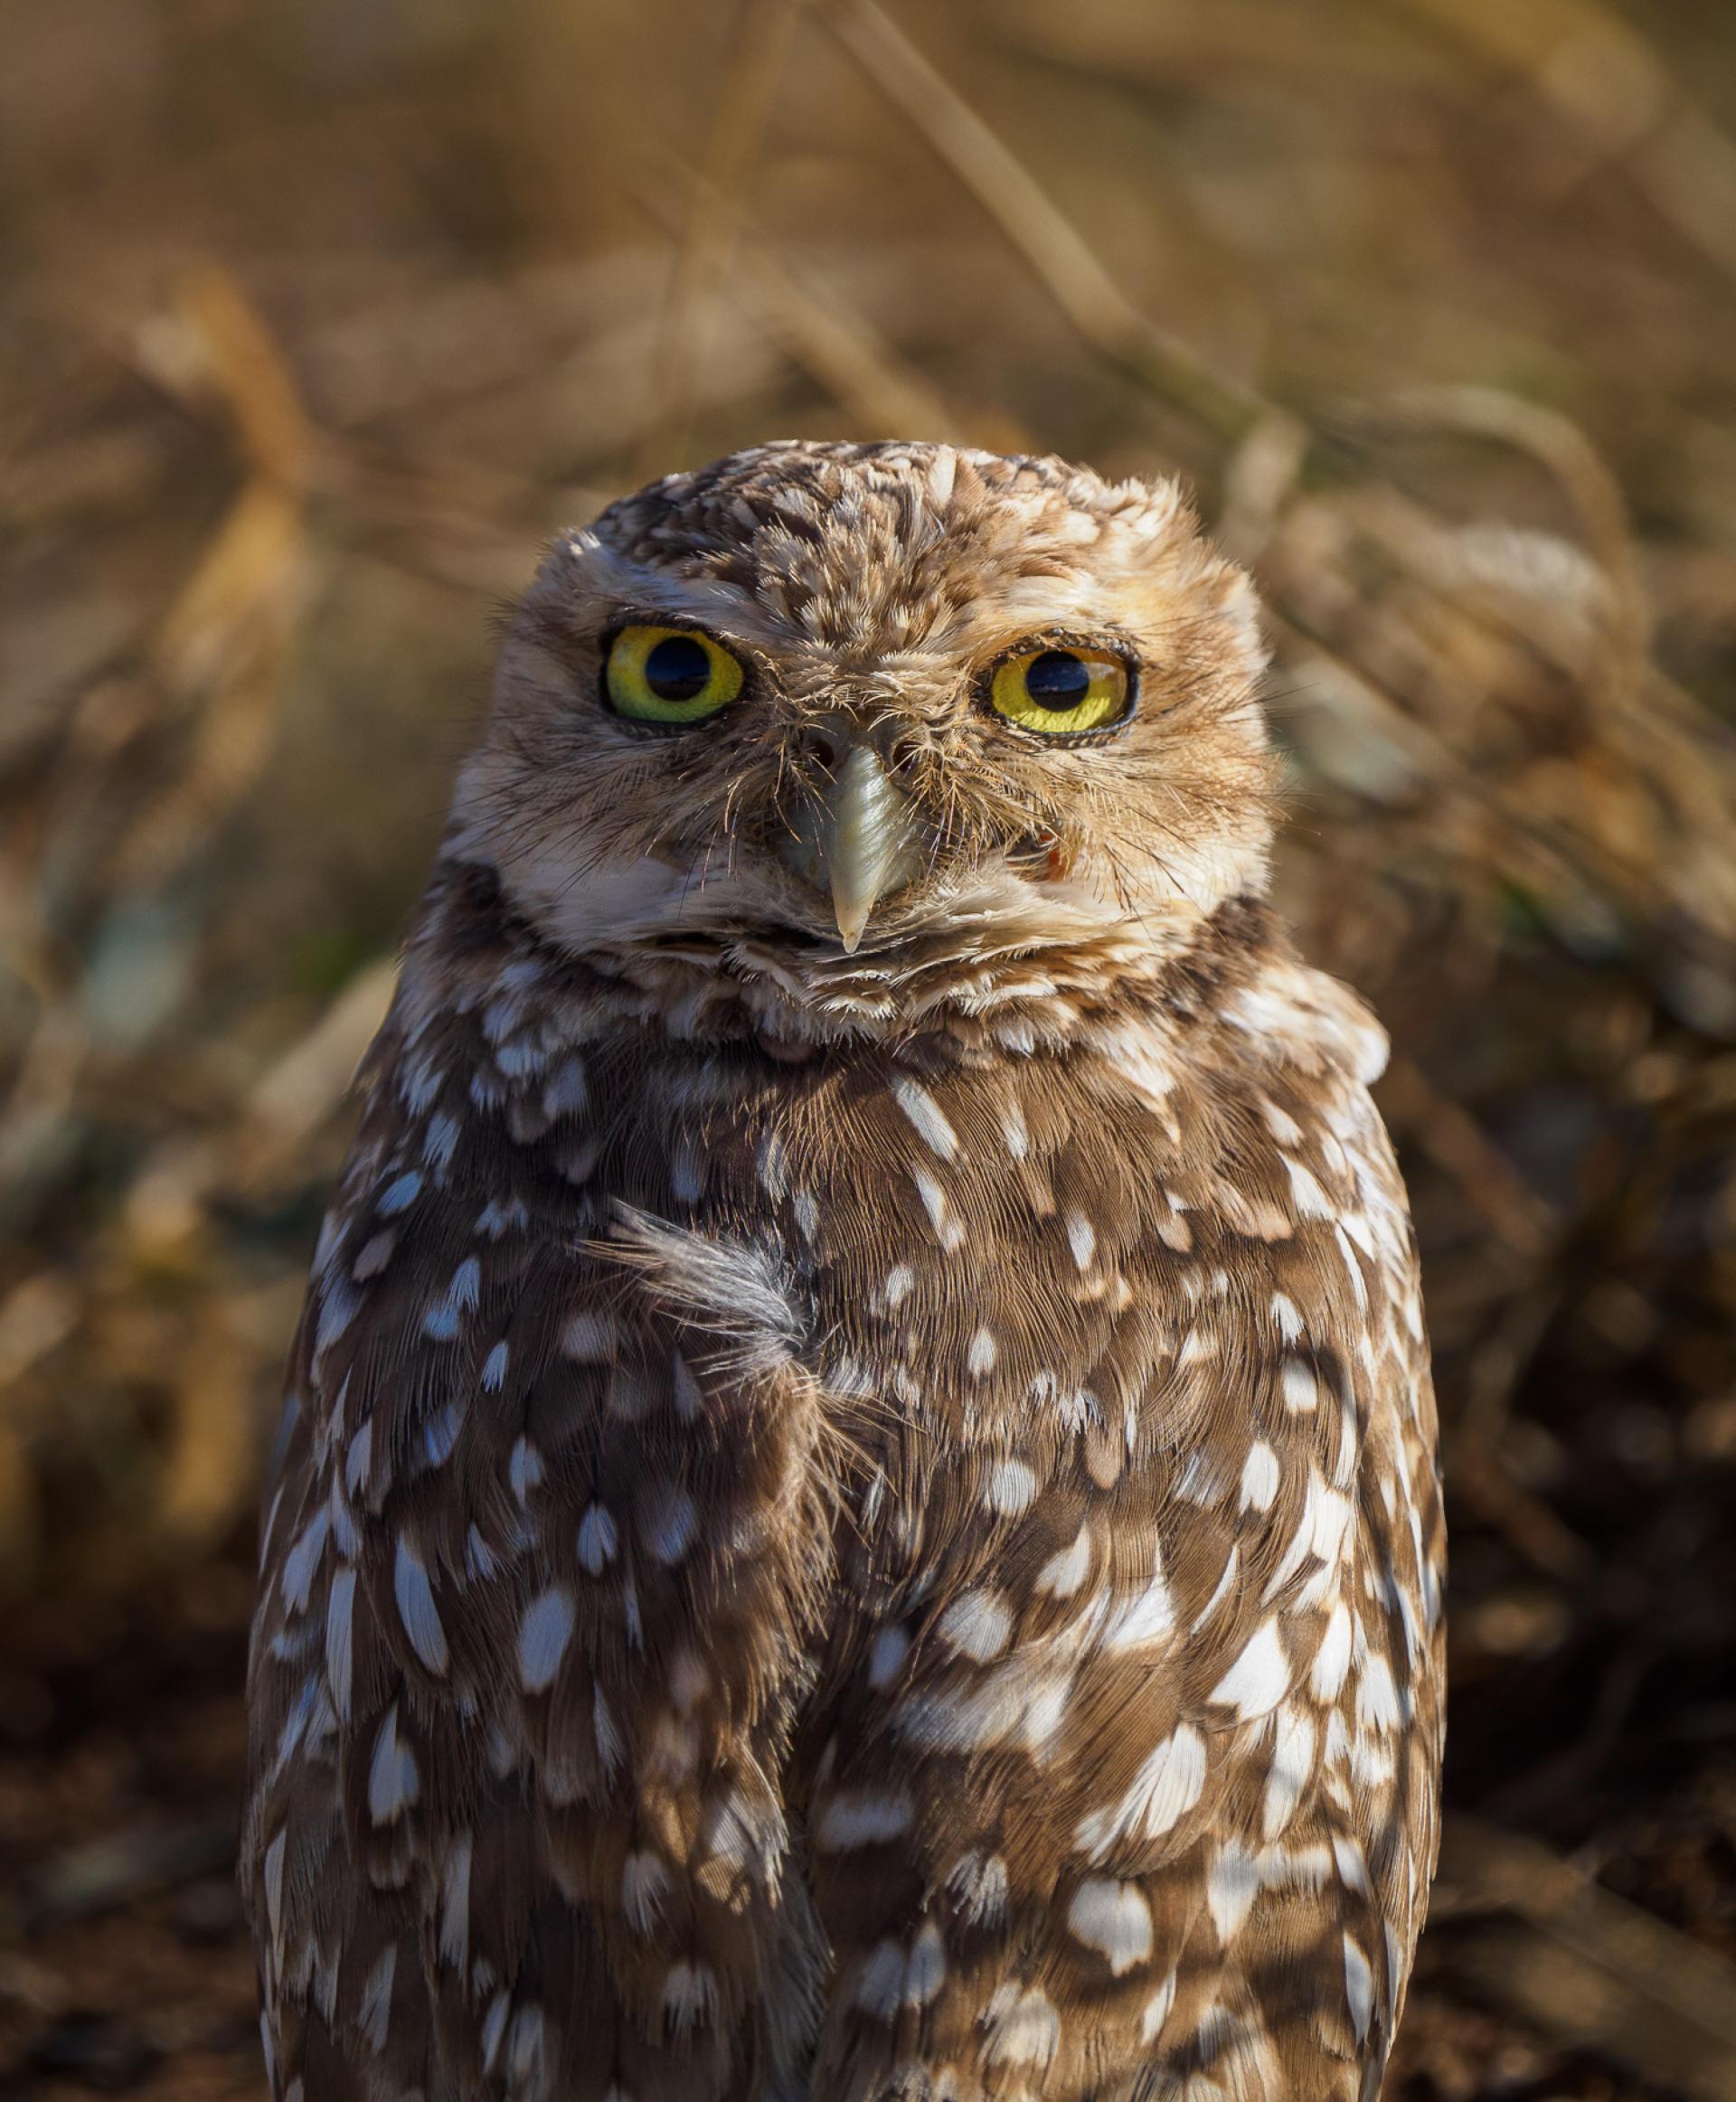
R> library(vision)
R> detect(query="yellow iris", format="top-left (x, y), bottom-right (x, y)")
top-left (989, 646), bottom-right (1132, 736)
top-left (604, 625), bottom-right (744, 724)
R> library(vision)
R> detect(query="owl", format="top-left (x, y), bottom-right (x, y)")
top-left (242, 441), bottom-right (1444, 2102)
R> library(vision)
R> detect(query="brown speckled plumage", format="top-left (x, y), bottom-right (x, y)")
top-left (242, 442), bottom-right (1444, 2102)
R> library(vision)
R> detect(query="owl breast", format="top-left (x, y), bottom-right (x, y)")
top-left (244, 917), bottom-right (1441, 2102)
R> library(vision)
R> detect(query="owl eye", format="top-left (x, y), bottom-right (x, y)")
top-left (988, 646), bottom-right (1133, 736)
top-left (604, 625), bottom-right (745, 724)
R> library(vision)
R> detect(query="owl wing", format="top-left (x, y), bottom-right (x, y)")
top-left (802, 964), bottom-right (1444, 2102)
top-left (242, 1000), bottom-right (833, 2102)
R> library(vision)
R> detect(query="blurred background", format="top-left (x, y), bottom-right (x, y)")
top-left (5, 0), bottom-right (1736, 2096)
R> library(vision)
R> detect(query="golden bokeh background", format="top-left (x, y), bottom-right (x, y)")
top-left (4, 1), bottom-right (1736, 2095)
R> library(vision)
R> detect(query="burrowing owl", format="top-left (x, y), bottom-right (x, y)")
top-left (243, 441), bottom-right (1444, 2102)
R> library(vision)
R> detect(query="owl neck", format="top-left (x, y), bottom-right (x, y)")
top-left (395, 853), bottom-right (1288, 1062)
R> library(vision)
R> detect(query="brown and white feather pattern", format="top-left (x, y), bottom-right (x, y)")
top-left (243, 440), bottom-right (1443, 2102)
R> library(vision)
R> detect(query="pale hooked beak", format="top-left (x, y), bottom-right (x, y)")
top-left (785, 741), bottom-right (922, 953)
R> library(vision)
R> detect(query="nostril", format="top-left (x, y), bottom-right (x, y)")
top-left (806, 732), bottom-right (840, 772)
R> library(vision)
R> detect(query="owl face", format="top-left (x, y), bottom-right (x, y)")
top-left (453, 442), bottom-right (1275, 1029)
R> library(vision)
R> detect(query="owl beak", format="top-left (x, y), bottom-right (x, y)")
top-left (815, 744), bottom-right (919, 954)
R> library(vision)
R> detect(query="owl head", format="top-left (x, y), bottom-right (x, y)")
top-left (451, 442), bottom-right (1276, 1038)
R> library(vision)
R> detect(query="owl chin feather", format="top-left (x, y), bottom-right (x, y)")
top-left (452, 815), bottom-right (1269, 1047)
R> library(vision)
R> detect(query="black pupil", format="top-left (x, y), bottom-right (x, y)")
top-left (644, 635), bottom-right (712, 702)
top-left (1023, 650), bottom-right (1091, 710)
